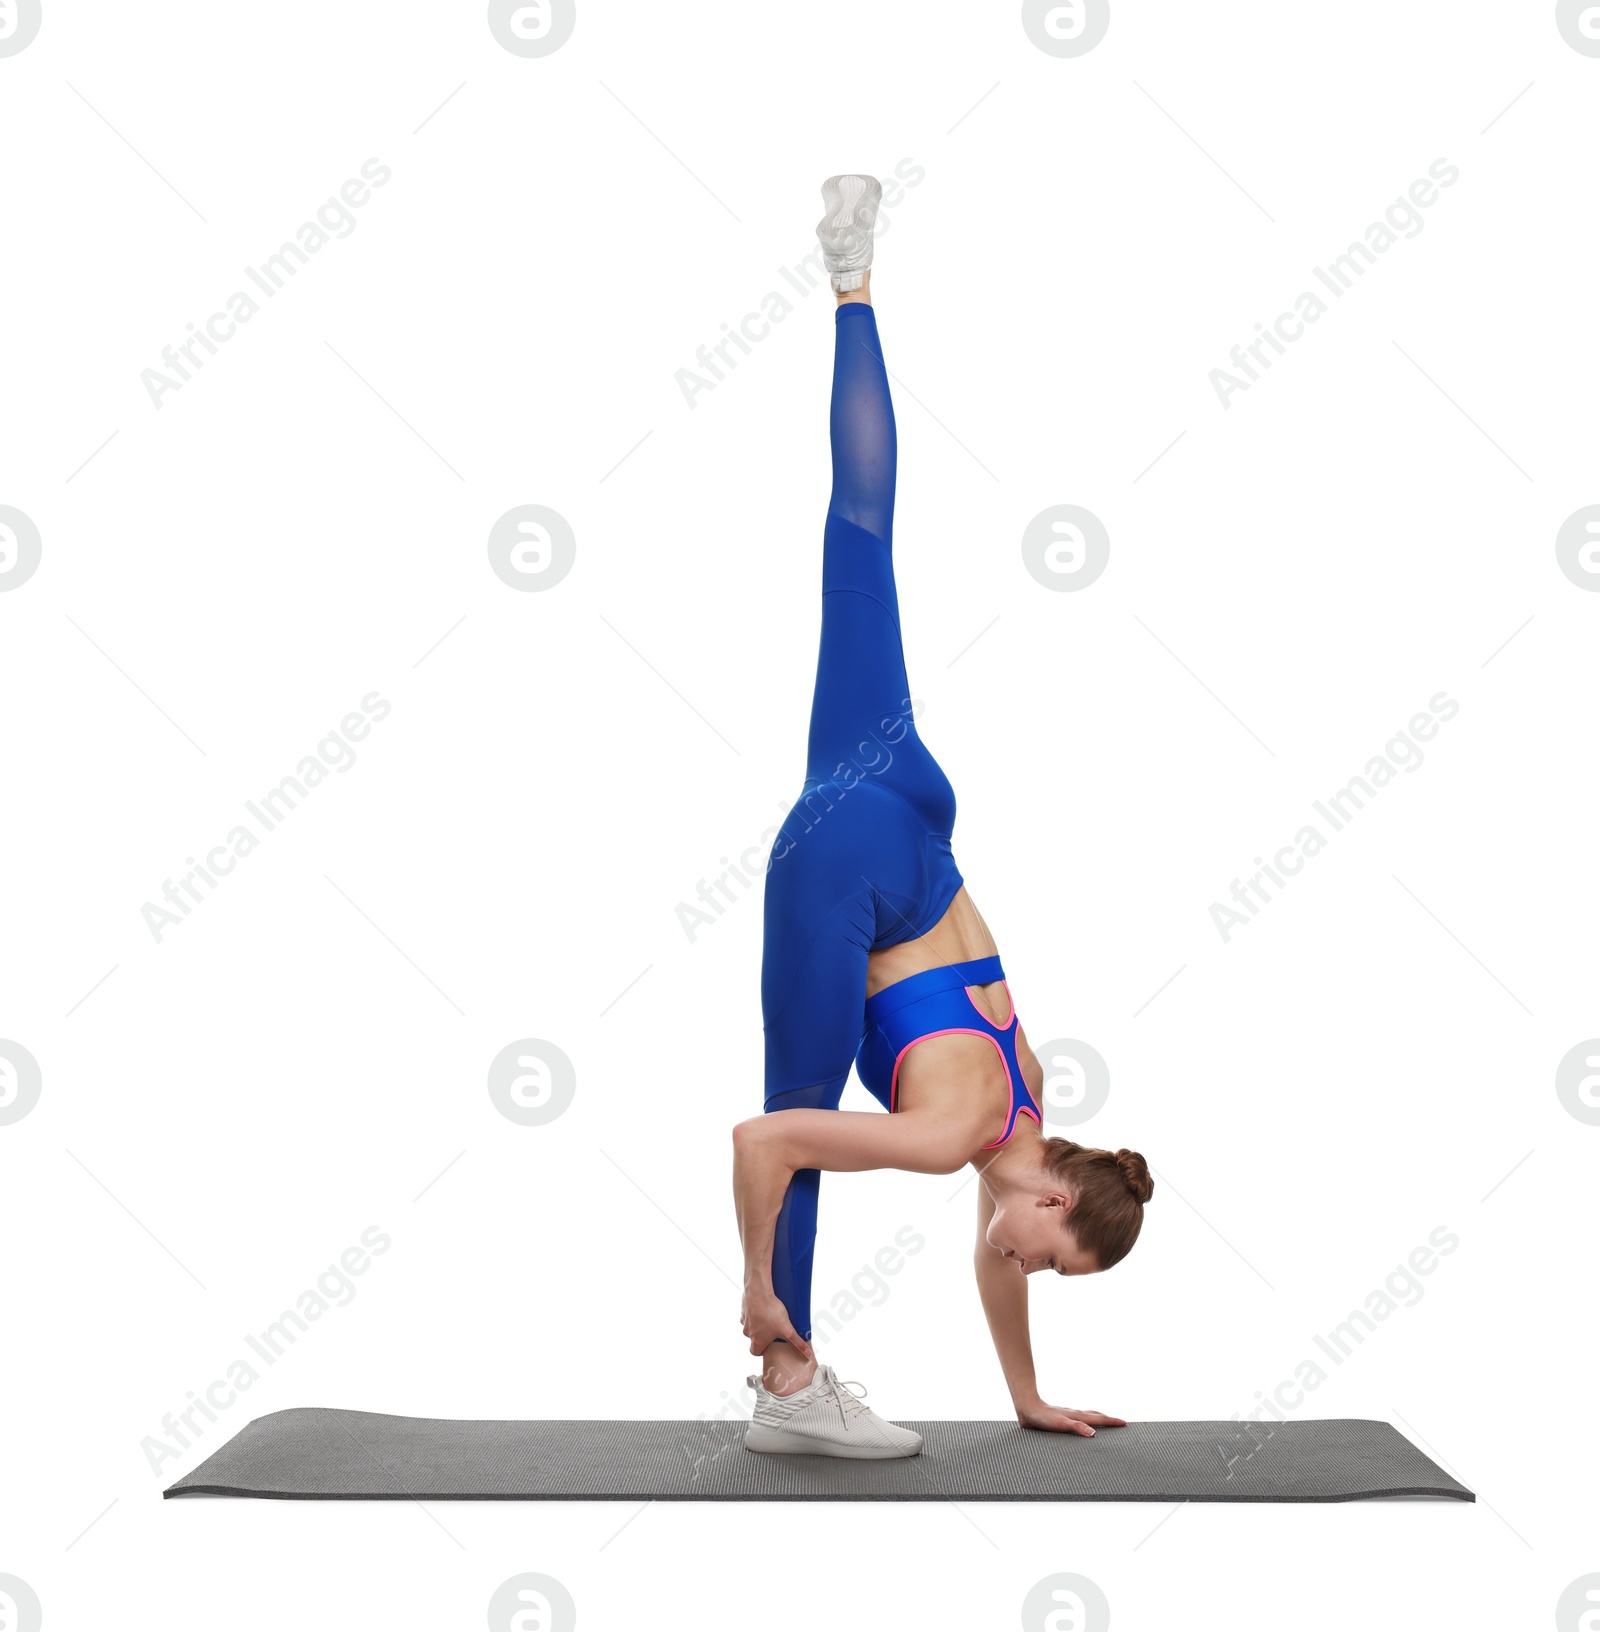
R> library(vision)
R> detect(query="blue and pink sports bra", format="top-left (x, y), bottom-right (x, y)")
top-left (855, 955), bottom-right (1042, 1148)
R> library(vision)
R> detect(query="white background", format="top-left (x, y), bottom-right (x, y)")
top-left (2, 2), bottom-right (1597, 1628)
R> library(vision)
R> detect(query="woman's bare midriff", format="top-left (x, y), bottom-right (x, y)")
top-left (864, 886), bottom-right (1010, 1027)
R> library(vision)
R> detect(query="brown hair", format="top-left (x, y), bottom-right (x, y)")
top-left (1043, 1138), bottom-right (1153, 1270)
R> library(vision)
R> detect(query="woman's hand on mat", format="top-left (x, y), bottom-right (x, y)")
top-left (1016, 1399), bottom-right (1126, 1436)
top-left (741, 1288), bottom-right (812, 1360)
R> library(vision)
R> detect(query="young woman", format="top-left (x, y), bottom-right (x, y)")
top-left (731, 176), bottom-right (1154, 1459)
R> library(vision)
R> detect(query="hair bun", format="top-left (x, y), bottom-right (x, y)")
top-left (1114, 1149), bottom-right (1154, 1204)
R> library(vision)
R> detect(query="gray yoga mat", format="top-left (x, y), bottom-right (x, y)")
top-left (164, 1408), bottom-right (1472, 1502)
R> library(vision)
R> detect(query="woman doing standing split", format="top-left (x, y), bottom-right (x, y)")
top-left (732, 176), bottom-right (1153, 1459)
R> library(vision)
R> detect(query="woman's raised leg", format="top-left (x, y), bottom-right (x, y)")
top-left (804, 293), bottom-right (915, 786)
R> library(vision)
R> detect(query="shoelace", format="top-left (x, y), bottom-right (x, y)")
top-left (820, 1375), bottom-right (873, 1432)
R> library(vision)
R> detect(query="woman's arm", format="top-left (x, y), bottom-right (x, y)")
top-left (972, 1176), bottom-right (1044, 1410)
top-left (731, 1115), bottom-right (810, 1356)
top-left (973, 1180), bottom-right (1126, 1436)
top-left (733, 1107), bottom-right (975, 1354)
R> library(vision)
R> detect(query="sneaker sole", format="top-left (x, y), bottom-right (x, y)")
top-left (744, 1422), bottom-right (922, 1459)
top-left (817, 174), bottom-right (882, 290)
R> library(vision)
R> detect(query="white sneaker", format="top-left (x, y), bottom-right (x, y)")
top-left (816, 174), bottom-right (883, 292)
top-left (744, 1364), bottom-right (923, 1458)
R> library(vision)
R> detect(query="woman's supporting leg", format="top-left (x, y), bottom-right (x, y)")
top-left (763, 1074), bottom-right (846, 1390)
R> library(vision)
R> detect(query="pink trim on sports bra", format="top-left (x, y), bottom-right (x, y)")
top-left (888, 1025), bottom-right (1026, 1150)
top-left (964, 979), bottom-right (1015, 1030)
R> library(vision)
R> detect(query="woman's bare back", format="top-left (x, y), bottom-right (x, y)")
top-left (865, 886), bottom-right (1006, 1020)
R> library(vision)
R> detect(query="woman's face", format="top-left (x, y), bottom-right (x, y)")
top-left (986, 1193), bottom-right (1100, 1277)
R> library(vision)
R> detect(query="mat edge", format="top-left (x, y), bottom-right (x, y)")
top-left (165, 1485), bottom-right (1474, 1504)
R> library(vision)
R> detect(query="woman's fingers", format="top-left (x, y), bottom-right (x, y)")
top-left (1019, 1402), bottom-right (1128, 1435)
top-left (772, 1328), bottom-right (812, 1361)
top-left (741, 1309), bottom-right (812, 1360)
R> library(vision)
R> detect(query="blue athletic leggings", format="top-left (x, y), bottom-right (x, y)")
top-left (760, 303), bottom-right (966, 1342)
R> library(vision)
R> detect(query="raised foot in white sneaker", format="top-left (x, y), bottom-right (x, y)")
top-left (744, 1364), bottom-right (922, 1459)
top-left (815, 174), bottom-right (883, 293)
